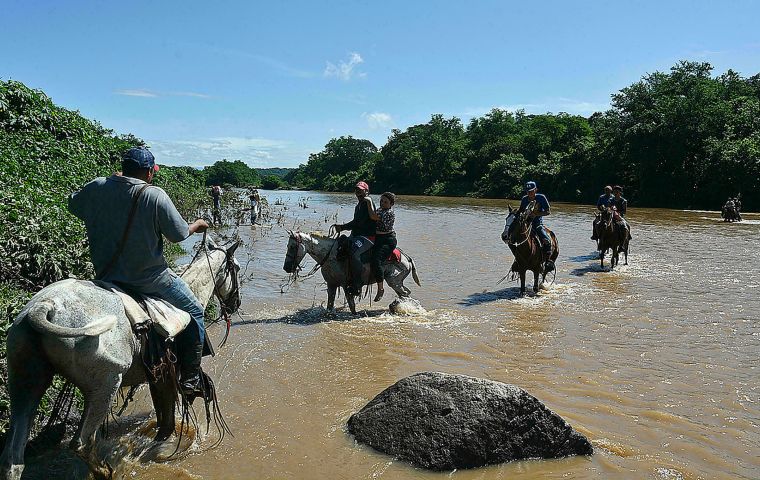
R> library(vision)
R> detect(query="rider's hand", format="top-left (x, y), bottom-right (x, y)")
top-left (190, 219), bottom-right (209, 234)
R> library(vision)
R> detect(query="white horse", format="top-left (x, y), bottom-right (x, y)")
top-left (283, 232), bottom-right (420, 314)
top-left (0, 240), bottom-right (241, 480)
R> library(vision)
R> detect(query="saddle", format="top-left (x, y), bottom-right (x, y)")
top-left (335, 235), bottom-right (402, 264)
top-left (93, 280), bottom-right (192, 338)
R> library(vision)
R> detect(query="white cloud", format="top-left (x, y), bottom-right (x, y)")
top-left (461, 98), bottom-right (610, 118)
top-left (115, 89), bottom-right (159, 98)
top-left (324, 52), bottom-right (366, 81)
top-left (114, 89), bottom-right (211, 99)
top-left (147, 136), bottom-right (312, 168)
top-left (362, 112), bottom-right (393, 129)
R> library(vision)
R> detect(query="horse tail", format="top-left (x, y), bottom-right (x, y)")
top-left (25, 300), bottom-right (117, 337)
top-left (407, 254), bottom-right (421, 286)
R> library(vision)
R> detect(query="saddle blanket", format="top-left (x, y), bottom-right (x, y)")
top-left (93, 281), bottom-right (192, 338)
top-left (387, 248), bottom-right (401, 263)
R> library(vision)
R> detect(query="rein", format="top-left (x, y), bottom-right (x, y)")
top-left (189, 231), bottom-right (239, 349)
top-left (508, 217), bottom-right (533, 247)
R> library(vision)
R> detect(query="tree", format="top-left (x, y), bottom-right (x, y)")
top-left (203, 159), bottom-right (260, 187)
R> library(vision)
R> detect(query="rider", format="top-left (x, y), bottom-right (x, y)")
top-left (332, 181), bottom-right (377, 296)
top-left (210, 185), bottom-right (222, 225)
top-left (68, 147), bottom-right (210, 396)
top-left (370, 192), bottom-right (397, 302)
top-left (518, 181), bottom-right (554, 272)
top-left (610, 185), bottom-right (631, 239)
top-left (591, 185), bottom-right (613, 241)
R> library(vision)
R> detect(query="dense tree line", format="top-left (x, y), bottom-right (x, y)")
top-left (202, 159), bottom-right (261, 187)
top-left (286, 61), bottom-right (760, 210)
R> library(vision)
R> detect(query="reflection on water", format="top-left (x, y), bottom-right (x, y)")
top-left (35, 191), bottom-right (760, 479)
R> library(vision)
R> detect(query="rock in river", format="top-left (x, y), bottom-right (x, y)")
top-left (347, 372), bottom-right (593, 470)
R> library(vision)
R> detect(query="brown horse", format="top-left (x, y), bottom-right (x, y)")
top-left (598, 206), bottom-right (628, 269)
top-left (501, 205), bottom-right (559, 295)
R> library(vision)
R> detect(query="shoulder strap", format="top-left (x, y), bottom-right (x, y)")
top-left (96, 183), bottom-right (151, 280)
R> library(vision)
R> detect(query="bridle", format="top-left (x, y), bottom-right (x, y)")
top-left (508, 212), bottom-right (533, 247)
top-left (189, 232), bottom-right (241, 349)
top-left (286, 231), bottom-right (337, 278)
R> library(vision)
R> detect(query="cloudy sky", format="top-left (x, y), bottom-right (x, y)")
top-left (3, 0), bottom-right (759, 168)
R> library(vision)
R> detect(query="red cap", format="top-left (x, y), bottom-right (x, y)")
top-left (355, 181), bottom-right (369, 192)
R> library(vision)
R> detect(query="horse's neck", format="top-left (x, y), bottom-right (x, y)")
top-left (180, 250), bottom-right (225, 308)
top-left (304, 236), bottom-right (334, 262)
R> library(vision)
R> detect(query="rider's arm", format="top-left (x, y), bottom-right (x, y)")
top-left (153, 188), bottom-right (192, 242)
top-left (366, 197), bottom-right (380, 221)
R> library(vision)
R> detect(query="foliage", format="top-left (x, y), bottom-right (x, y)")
top-left (255, 167), bottom-right (294, 178)
top-left (0, 80), bottom-right (207, 434)
top-left (203, 159), bottom-right (261, 187)
top-left (261, 174), bottom-right (286, 190)
top-left (287, 61), bottom-right (760, 209)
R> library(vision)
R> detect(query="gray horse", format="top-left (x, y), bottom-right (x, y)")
top-left (283, 231), bottom-right (420, 314)
top-left (0, 240), bottom-right (241, 480)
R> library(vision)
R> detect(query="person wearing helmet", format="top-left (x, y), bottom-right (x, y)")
top-left (591, 185), bottom-right (613, 241)
top-left (517, 181), bottom-right (554, 272)
top-left (332, 181), bottom-right (377, 296)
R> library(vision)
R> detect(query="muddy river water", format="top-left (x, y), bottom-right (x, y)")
top-left (112, 190), bottom-right (759, 479)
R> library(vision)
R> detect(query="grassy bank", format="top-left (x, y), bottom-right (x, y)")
top-left (0, 80), bottom-right (207, 433)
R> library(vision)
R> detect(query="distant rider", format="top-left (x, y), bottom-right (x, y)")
top-left (518, 181), bottom-right (554, 272)
top-left (370, 192), bottom-right (397, 302)
top-left (210, 185), bottom-right (222, 225)
top-left (591, 185), bottom-right (613, 241)
top-left (68, 147), bottom-right (209, 395)
top-left (332, 181), bottom-right (377, 296)
top-left (610, 185), bottom-right (631, 240)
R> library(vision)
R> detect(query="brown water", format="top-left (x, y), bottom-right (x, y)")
top-left (110, 191), bottom-right (758, 479)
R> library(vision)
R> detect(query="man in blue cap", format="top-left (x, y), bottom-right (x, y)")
top-left (69, 146), bottom-right (210, 395)
top-left (518, 180), bottom-right (554, 272)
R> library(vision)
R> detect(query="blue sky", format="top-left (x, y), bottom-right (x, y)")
top-left (3, 0), bottom-right (759, 168)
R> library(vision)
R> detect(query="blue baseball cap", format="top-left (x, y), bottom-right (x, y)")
top-left (525, 181), bottom-right (537, 192)
top-left (122, 147), bottom-right (159, 172)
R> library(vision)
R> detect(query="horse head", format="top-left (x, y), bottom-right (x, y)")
top-left (600, 206), bottom-right (614, 229)
top-left (503, 203), bottom-right (533, 246)
top-left (213, 240), bottom-right (242, 314)
top-left (501, 205), bottom-right (516, 244)
top-left (283, 230), bottom-right (307, 274)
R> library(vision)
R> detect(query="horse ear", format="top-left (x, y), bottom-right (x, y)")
top-left (226, 240), bottom-right (241, 257)
top-left (207, 237), bottom-right (218, 249)
top-left (508, 205), bottom-right (513, 213)
top-left (286, 229), bottom-right (293, 237)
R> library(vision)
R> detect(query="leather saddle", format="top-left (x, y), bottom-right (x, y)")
top-left (93, 280), bottom-right (192, 338)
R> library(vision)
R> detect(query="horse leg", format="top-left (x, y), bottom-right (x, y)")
top-left (519, 271), bottom-right (526, 296)
top-left (326, 284), bottom-right (337, 313)
top-left (149, 379), bottom-right (176, 442)
top-left (600, 248), bottom-right (605, 269)
top-left (386, 266), bottom-right (410, 298)
top-left (70, 373), bottom-right (122, 479)
top-left (533, 270), bottom-right (540, 293)
top-left (0, 327), bottom-right (54, 480)
top-left (344, 287), bottom-right (357, 315)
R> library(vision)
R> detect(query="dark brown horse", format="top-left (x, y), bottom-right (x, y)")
top-left (501, 205), bottom-right (559, 295)
top-left (598, 206), bottom-right (628, 269)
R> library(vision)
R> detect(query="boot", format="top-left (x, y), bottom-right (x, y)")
top-left (542, 244), bottom-right (555, 273)
top-left (179, 342), bottom-right (203, 396)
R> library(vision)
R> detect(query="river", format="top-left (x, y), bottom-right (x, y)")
top-left (115, 190), bottom-right (759, 479)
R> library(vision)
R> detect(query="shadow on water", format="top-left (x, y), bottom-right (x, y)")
top-left (568, 252), bottom-right (601, 262)
top-left (458, 287), bottom-right (531, 306)
top-left (233, 306), bottom-right (389, 326)
top-left (570, 264), bottom-right (609, 276)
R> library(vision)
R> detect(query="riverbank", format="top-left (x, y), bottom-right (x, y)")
top-left (0, 80), bottom-right (210, 433)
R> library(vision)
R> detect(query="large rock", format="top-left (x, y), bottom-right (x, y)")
top-left (347, 372), bottom-right (592, 470)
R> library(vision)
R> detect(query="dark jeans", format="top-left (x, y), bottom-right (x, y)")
top-left (372, 233), bottom-right (397, 283)
top-left (349, 236), bottom-right (374, 294)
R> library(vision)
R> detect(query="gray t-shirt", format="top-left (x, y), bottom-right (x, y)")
top-left (68, 175), bottom-right (190, 290)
